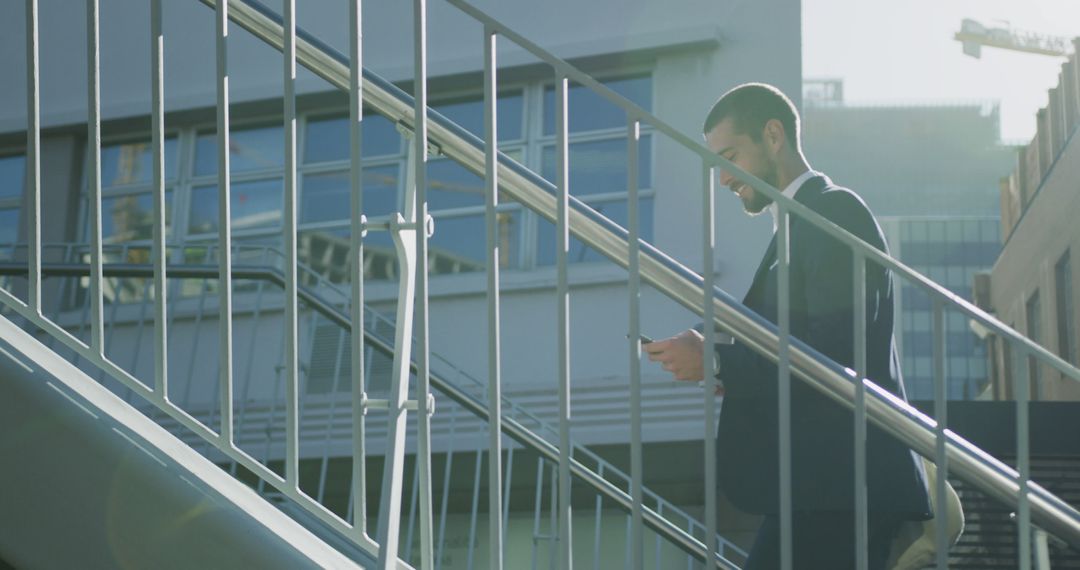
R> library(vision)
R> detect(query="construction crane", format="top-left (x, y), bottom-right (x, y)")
top-left (955, 18), bottom-right (1071, 59)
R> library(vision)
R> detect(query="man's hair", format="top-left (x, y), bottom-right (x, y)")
top-left (702, 83), bottom-right (800, 149)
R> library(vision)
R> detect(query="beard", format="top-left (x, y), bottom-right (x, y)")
top-left (739, 164), bottom-right (779, 215)
top-left (741, 189), bottom-right (772, 215)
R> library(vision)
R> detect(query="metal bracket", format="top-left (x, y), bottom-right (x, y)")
top-left (361, 213), bottom-right (435, 238)
top-left (362, 393), bottom-right (436, 416)
top-left (395, 119), bottom-right (442, 157)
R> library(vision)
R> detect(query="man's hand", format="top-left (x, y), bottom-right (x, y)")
top-left (644, 329), bottom-right (705, 382)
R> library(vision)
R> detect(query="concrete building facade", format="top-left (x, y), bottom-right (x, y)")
top-left (0, 0), bottom-right (806, 449)
top-left (0, 0), bottom-right (802, 563)
top-left (985, 39), bottom-right (1080, 402)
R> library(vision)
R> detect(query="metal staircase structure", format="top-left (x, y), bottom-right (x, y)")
top-left (0, 246), bottom-right (749, 568)
top-left (3, 0), bottom-right (1080, 568)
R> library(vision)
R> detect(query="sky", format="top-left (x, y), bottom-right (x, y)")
top-left (803, 0), bottom-right (1080, 142)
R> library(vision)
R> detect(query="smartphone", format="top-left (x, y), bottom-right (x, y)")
top-left (627, 333), bottom-right (654, 344)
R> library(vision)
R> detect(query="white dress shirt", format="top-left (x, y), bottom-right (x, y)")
top-left (768, 169), bottom-right (818, 233)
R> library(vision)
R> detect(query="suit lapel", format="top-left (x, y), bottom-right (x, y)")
top-left (742, 174), bottom-right (830, 306)
top-left (744, 235), bottom-right (777, 305)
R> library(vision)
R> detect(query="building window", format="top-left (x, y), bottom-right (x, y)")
top-left (536, 76), bottom-right (654, 265)
top-left (71, 139), bottom-right (182, 304)
top-left (0, 154), bottom-right (27, 249)
top-left (79, 74), bottom-right (655, 290)
top-left (1026, 290), bottom-right (1042, 398)
top-left (187, 124), bottom-right (287, 244)
top-left (1056, 251), bottom-right (1075, 365)
top-left (83, 138), bottom-right (180, 247)
top-left (888, 216), bottom-right (1000, 400)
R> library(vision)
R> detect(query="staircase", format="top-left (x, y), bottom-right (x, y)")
top-left (3, 0), bottom-right (1080, 568)
top-left (0, 313), bottom-right (375, 569)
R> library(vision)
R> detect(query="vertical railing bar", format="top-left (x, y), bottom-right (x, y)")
top-left (317, 325), bottom-right (349, 504)
top-left (346, 472), bottom-right (355, 525)
top-left (46, 249), bottom-right (75, 354)
top-left (71, 274), bottom-right (92, 366)
top-left (466, 449), bottom-right (484, 570)
top-left (483, 22), bottom-right (504, 570)
top-left (297, 310), bottom-right (321, 460)
top-left (150, 0), bottom-right (167, 402)
top-left (201, 278), bottom-right (229, 459)
top-left (97, 274), bottom-right (122, 390)
top-left (531, 457), bottom-right (545, 570)
top-left (701, 160), bottom-right (719, 569)
top-left (502, 445), bottom-right (515, 549)
top-left (405, 452), bottom-right (421, 562)
top-left (655, 503), bottom-right (662, 569)
top-left (777, 205), bottom-right (793, 570)
top-left (181, 280), bottom-right (209, 421)
top-left (214, 0), bottom-right (234, 446)
top-left (282, 0), bottom-right (300, 490)
top-left (283, 288), bottom-right (311, 462)
top-left (234, 279), bottom-right (268, 475)
top-left (26, 0), bottom-right (41, 313)
top-left (435, 410), bottom-right (457, 570)
top-left (932, 299), bottom-right (948, 570)
top-left (413, 1), bottom-right (435, 567)
top-left (1018, 345), bottom-right (1032, 570)
top-left (554, 71), bottom-right (573, 570)
top-left (593, 485), bottom-right (603, 569)
top-left (259, 330), bottom-right (288, 494)
top-left (86, 0), bottom-right (104, 355)
top-left (1035, 528), bottom-right (1051, 569)
top-left (126, 278), bottom-right (153, 403)
top-left (89, 273), bottom-right (115, 396)
top-left (627, 115), bottom-right (645, 570)
top-left (347, 0), bottom-right (367, 539)
top-left (548, 462), bottom-right (558, 570)
top-left (56, 242), bottom-right (73, 313)
top-left (0, 242), bottom-right (11, 296)
top-left (853, 251), bottom-right (868, 570)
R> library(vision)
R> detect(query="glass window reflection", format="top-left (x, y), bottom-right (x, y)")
top-left (0, 155), bottom-right (26, 200)
top-left (536, 197), bottom-right (653, 266)
top-left (188, 178), bottom-right (283, 234)
top-left (195, 126), bottom-right (284, 176)
top-left (427, 158), bottom-right (485, 210)
top-left (81, 73), bottom-right (656, 286)
top-left (543, 76), bottom-right (652, 135)
top-left (430, 211), bottom-right (520, 274)
top-left (301, 164), bottom-right (399, 224)
top-left (101, 192), bottom-right (173, 243)
top-left (101, 138), bottom-right (179, 187)
top-left (434, 91), bottom-right (524, 142)
top-left (305, 113), bottom-right (402, 163)
top-left (0, 208), bottom-right (18, 245)
top-left (541, 135), bottom-right (652, 196)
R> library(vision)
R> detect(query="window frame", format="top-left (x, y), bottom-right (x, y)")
top-left (0, 151), bottom-right (27, 250)
top-left (1055, 250), bottom-right (1076, 366)
top-left (78, 70), bottom-right (657, 290)
top-left (77, 130), bottom-right (186, 249)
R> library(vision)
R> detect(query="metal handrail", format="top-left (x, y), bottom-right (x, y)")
top-left (201, 0), bottom-right (1080, 549)
top-left (442, 0), bottom-right (1080, 384)
top-left (0, 259), bottom-right (743, 568)
top-left (0, 240), bottom-right (747, 561)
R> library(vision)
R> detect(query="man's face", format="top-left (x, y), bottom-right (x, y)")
top-left (705, 117), bottom-right (778, 215)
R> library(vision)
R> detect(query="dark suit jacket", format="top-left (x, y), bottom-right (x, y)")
top-left (714, 174), bottom-right (931, 517)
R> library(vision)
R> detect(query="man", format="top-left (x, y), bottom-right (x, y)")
top-left (645, 83), bottom-right (931, 569)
